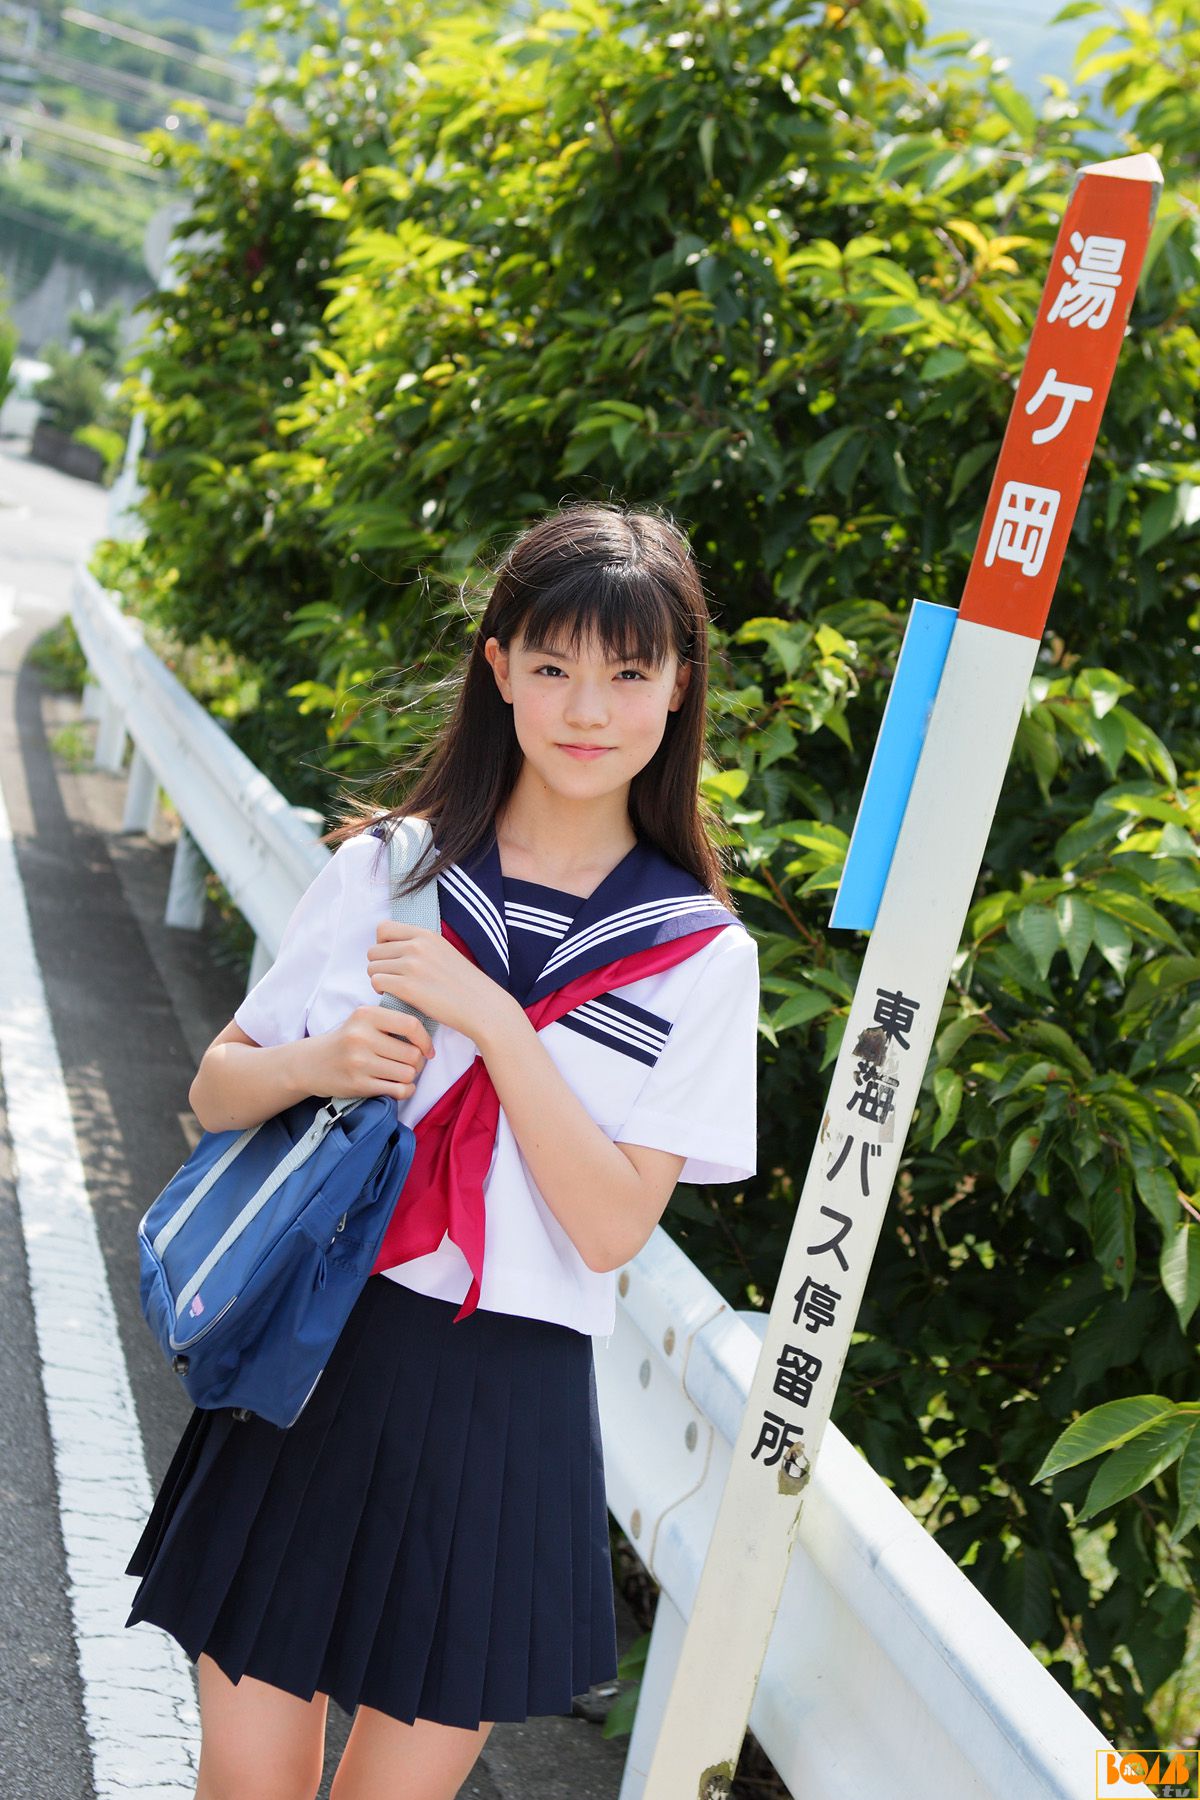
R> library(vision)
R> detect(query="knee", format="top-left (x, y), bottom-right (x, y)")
top-left (197, 1771), bottom-right (319, 1800)
top-left (196, 1736), bottom-right (322, 1800)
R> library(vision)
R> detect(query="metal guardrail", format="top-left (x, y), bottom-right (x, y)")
top-left (70, 563), bottom-right (1140, 1800)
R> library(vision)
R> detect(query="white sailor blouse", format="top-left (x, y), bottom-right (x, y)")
top-left (233, 819), bottom-right (760, 1338)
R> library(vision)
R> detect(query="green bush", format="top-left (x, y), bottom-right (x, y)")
top-left (35, 344), bottom-right (111, 437)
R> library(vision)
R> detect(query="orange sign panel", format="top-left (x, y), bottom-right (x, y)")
top-left (958, 158), bottom-right (1160, 642)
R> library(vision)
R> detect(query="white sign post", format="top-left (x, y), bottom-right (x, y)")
top-left (639, 152), bottom-right (1163, 1800)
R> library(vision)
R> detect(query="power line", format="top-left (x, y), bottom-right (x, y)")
top-left (2, 131), bottom-right (163, 179)
top-left (0, 33), bottom-right (244, 120)
top-left (61, 8), bottom-right (249, 81)
top-left (0, 105), bottom-right (167, 178)
top-left (1, 97), bottom-right (150, 157)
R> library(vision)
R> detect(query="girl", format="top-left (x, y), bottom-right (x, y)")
top-left (124, 499), bottom-right (760, 1800)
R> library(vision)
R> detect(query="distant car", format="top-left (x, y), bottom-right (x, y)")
top-left (0, 354), bottom-right (52, 440)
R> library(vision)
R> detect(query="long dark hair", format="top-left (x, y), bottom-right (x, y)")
top-left (323, 499), bottom-right (736, 909)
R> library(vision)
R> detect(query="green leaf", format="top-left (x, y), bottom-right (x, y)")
top-left (1091, 908), bottom-right (1133, 979)
top-left (698, 116), bottom-right (717, 184)
top-left (1139, 482), bottom-right (1200, 553)
top-left (601, 1683), bottom-right (641, 1739)
top-left (1002, 1126), bottom-right (1041, 1193)
top-left (986, 81), bottom-right (1036, 137)
top-left (1024, 718), bottom-right (1060, 799)
top-left (1077, 1414), bottom-right (1197, 1522)
top-left (1122, 955), bottom-right (1200, 1021)
top-left (1133, 1161), bottom-right (1180, 1234)
top-left (755, 713), bottom-right (795, 772)
top-left (1091, 888), bottom-right (1185, 951)
top-left (1090, 1175), bottom-right (1136, 1297)
top-left (920, 347), bottom-right (967, 382)
top-left (1007, 905), bottom-right (1059, 982)
top-left (930, 1067), bottom-right (962, 1149)
top-left (1031, 1394), bottom-right (1177, 1483)
top-left (1160, 1224), bottom-right (1200, 1334)
top-left (1055, 893), bottom-right (1094, 980)
top-left (935, 1012), bottom-right (988, 1063)
top-left (1169, 1423), bottom-right (1200, 1544)
top-left (948, 440), bottom-right (998, 504)
top-left (771, 989), bottom-right (830, 1033)
top-left (803, 426), bottom-right (863, 490)
top-left (1117, 709), bottom-right (1177, 784)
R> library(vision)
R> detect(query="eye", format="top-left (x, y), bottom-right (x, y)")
top-left (531, 662), bottom-right (648, 679)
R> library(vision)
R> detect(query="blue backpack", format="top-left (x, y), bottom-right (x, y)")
top-left (137, 818), bottom-right (439, 1429)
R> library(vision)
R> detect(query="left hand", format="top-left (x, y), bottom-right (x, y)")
top-left (366, 922), bottom-right (514, 1043)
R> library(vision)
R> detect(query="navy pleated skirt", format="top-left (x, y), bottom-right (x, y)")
top-left (123, 1274), bottom-right (619, 1728)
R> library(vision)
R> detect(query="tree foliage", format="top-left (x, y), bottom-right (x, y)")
top-left (99, 0), bottom-right (1200, 1741)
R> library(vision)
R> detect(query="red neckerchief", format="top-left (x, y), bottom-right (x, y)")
top-left (370, 919), bottom-right (728, 1317)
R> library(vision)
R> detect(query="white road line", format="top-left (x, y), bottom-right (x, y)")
top-left (0, 756), bottom-right (198, 1793)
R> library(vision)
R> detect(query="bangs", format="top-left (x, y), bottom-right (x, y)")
top-left (515, 563), bottom-right (676, 666)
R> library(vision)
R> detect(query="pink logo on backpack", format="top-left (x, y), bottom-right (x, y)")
top-left (190, 1294), bottom-right (205, 1317)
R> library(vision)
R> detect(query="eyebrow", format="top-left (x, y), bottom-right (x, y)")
top-left (520, 644), bottom-right (654, 663)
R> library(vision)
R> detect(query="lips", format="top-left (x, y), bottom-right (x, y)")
top-left (557, 744), bottom-right (611, 759)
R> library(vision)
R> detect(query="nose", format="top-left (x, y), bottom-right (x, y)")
top-left (563, 677), bottom-right (610, 728)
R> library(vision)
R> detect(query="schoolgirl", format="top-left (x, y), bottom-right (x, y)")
top-left (124, 500), bottom-right (760, 1800)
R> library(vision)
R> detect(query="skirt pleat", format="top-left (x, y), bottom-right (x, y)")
top-left (528, 1347), bottom-right (575, 1708)
top-left (124, 1275), bottom-right (618, 1729)
top-left (417, 1325), bottom-right (513, 1728)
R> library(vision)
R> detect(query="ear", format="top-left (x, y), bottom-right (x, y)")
top-left (667, 657), bottom-right (691, 712)
top-left (484, 636), bottom-right (513, 705)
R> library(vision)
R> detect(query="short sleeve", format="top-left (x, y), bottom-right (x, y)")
top-left (233, 845), bottom-right (348, 1048)
top-left (614, 924), bottom-right (760, 1184)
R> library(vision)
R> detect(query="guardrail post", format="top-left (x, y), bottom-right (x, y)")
top-left (92, 691), bottom-right (128, 773)
top-left (165, 826), bottom-right (207, 929)
top-left (121, 746), bottom-right (160, 835)
top-left (81, 679), bottom-right (105, 722)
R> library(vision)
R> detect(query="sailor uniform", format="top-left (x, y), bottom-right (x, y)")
top-left (124, 821), bottom-right (760, 1728)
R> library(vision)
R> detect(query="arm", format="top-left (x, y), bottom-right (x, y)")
top-left (188, 1010), bottom-right (435, 1133)
top-left (473, 994), bottom-right (686, 1275)
top-left (188, 1020), bottom-right (315, 1133)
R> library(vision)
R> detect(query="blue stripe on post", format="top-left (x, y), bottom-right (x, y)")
top-left (829, 600), bottom-right (958, 932)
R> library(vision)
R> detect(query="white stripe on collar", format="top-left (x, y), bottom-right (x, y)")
top-left (540, 893), bottom-right (729, 978)
top-left (440, 864), bottom-right (509, 968)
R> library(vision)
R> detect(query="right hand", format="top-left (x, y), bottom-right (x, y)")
top-left (304, 1005), bottom-right (437, 1103)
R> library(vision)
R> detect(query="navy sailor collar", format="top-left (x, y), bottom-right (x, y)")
top-left (425, 822), bottom-right (740, 1004)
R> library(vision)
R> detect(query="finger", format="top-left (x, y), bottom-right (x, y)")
top-left (373, 920), bottom-right (431, 943)
top-left (366, 1051), bottom-right (424, 1095)
top-left (367, 1002), bottom-right (436, 1059)
top-left (368, 1073), bottom-right (418, 1100)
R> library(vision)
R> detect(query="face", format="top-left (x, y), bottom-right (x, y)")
top-left (483, 624), bottom-right (691, 798)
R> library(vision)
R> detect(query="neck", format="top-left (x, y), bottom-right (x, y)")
top-left (494, 766), bottom-right (637, 887)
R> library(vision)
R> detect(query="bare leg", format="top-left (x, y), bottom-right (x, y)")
top-left (329, 1707), bottom-right (495, 1800)
top-left (194, 1652), bottom-right (330, 1800)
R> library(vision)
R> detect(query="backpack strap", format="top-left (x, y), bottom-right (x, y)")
top-left (377, 816), bottom-right (440, 1040)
